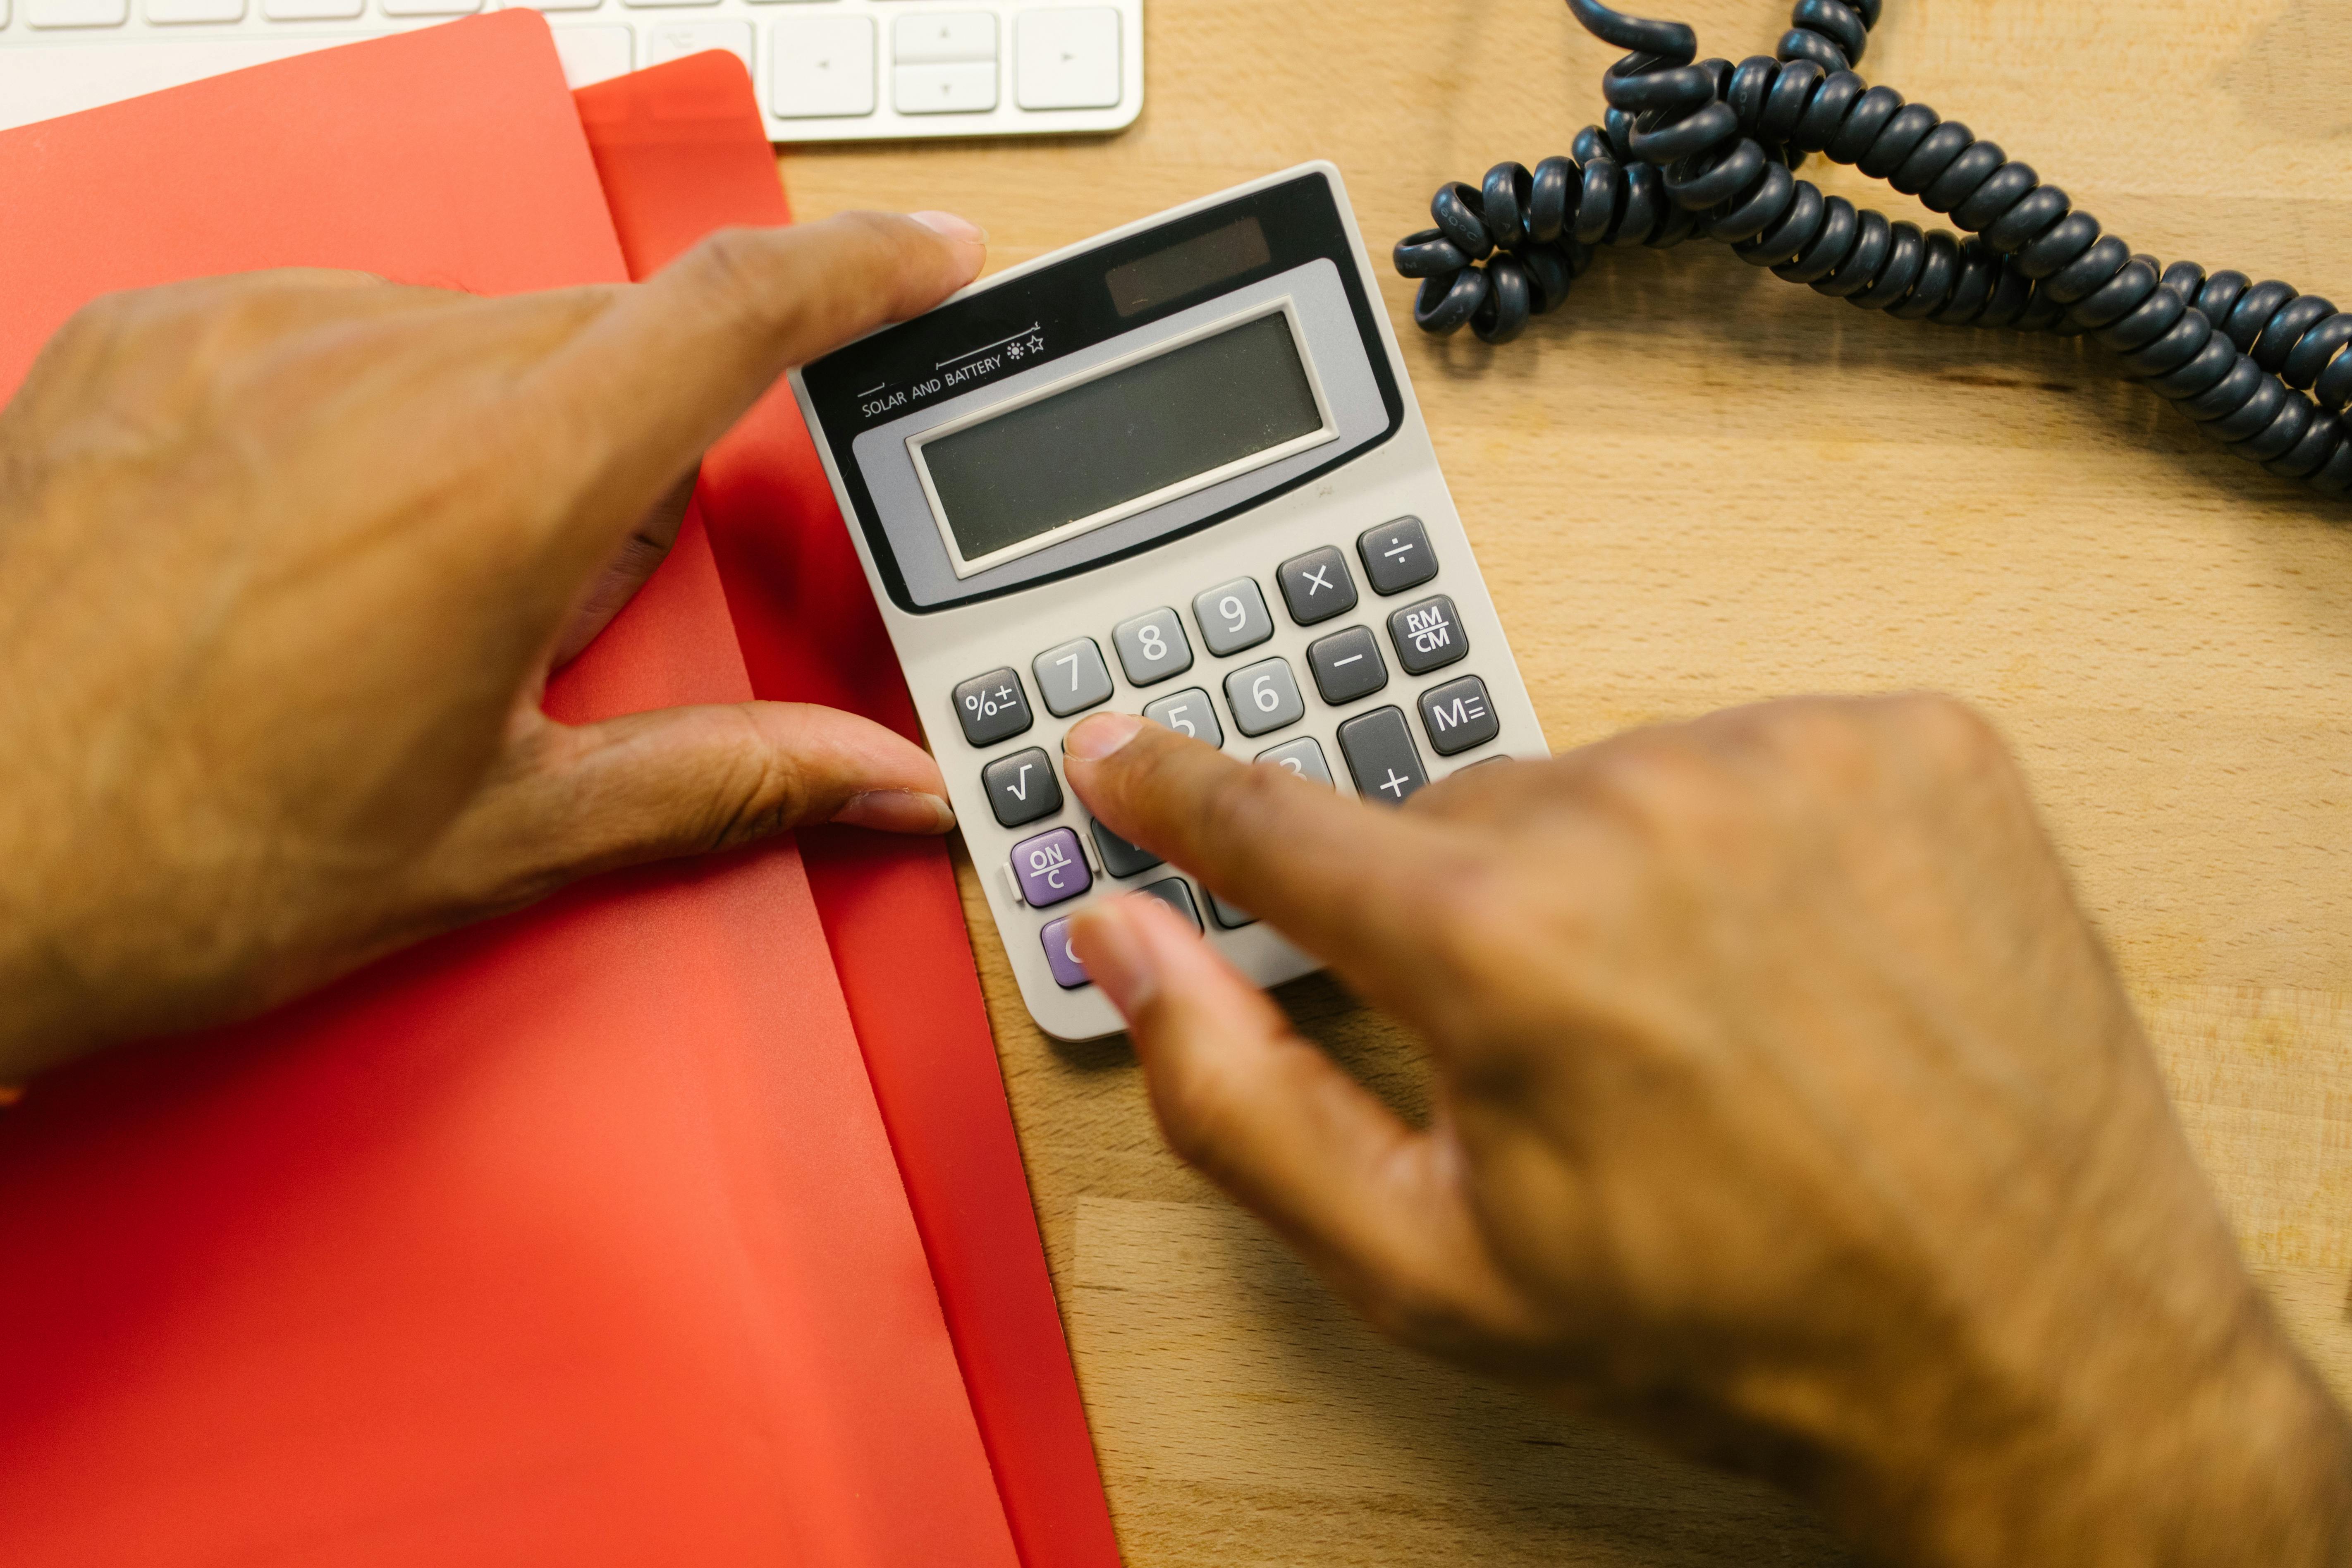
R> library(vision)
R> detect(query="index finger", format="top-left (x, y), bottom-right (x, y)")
top-left (521, 210), bottom-right (984, 558)
top-left (1061, 711), bottom-right (1463, 992)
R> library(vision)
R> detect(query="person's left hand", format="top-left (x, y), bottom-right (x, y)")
top-left (0, 213), bottom-right (985, 1078)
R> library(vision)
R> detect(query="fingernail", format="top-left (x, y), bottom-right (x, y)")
top-left (832, 789), bottom-right (955, 833)
top-left (1070, 901), bottom-right (1161, 1015)
top-left (911, 210), bottom-right (988, 245)
top-left (1063, 712), bottom-right (1143, 761)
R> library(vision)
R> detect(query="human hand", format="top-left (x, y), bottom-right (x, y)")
top-left (0, 213), bottom-right (985, 1079)
top-left (1061, 698), bottom-right (2351, 1568)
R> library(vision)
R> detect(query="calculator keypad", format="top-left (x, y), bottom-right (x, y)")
top-left (1357, 516), bottom-right (1439, 596)
top-left (1388, 592), bottom-right (1467, 676)
top-left (1113, 606), bottom-right (1194, 686)
top-left (1222, 656), bottom-right (1305, 737)
top-left (1192, 577), bottom-right (1274, 657)
top-left (963, 512), bottom-right (1509, 1004)
top-left (1033, 636), bottom-right (1114, 717)
top-left (1276, 545), bottom-right (1358, 625)
top-left (982, 746), bottom-right (1062, 826)
top-left (1337, 706), bottom-right (1429, 806)
top-left (954, 666), bottom-right (1033, 746)
top-left (1305, 625), bottom-right (1388, 705)
top-left (1143, 686), bottom-right (1223, 749)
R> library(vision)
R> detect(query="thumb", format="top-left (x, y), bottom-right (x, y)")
top-left (426, 701), bottom-right (953, 909)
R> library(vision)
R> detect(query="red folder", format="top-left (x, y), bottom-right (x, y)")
top-left (0, 19), bottom-right (1114, 1568)
top-left (576, 55), bottom-right (1121, 1568)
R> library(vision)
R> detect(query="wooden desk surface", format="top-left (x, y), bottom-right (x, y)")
top-left (786, 3), bottom-right (2352, 1561)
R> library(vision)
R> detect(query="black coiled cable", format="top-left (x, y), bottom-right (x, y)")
top-left (1395, 0), bottom-right (2352, 497)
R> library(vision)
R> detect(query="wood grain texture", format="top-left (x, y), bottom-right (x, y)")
top-left (781, 2), bottom-right (2352, 1560)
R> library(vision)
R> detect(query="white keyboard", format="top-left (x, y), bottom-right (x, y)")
top-left (0, 0), bottom-right (1143, 139)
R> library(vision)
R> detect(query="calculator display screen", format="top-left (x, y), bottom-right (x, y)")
top-left (918, 311), bottom-right (1326, 565)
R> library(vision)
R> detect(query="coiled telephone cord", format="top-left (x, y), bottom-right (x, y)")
top-left (1394, 0), bottom-right (2352, 497)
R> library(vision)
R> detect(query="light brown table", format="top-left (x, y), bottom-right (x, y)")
top-left (787, 3), bottom-right (2352, 1561)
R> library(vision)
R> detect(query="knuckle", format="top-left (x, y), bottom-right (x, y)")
top-left (1882, 691), bottom-right (2012, 775)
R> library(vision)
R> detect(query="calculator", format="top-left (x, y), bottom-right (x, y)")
top-left (790, 163), bottom-right (1546, 1041)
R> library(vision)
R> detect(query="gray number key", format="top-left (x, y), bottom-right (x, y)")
top-left (1221, 656), bottom-right (1304, 738)
top-left (1113, 606), bottom-right (1194, 686)
top-left (982, 746), bottom-right (1062, 827)
top-left (1137, 876), bottom-right (1204, 931)
top-left (952, 667), bottom-right (1033, 747)
top-left (1358, 516), bottom-right (1439, 595)
top-left (1255, 735), bottom-right (1334, 786)
top-left (1276, 545), bottom-right (1357, 625)
top-left (1191, 577), bottom-right (1273, 657)
top-left (1337, 705), bottom-right (1429, 806)
top-left (1090, 817), bottom-right (1162, 878)
top-left (1305, 625), bottom-right (1388, 705)
top-left (1033, 637), bottom-right (1114, 717)
top-left (1417, 674), bottom-right (1500, 756)
top-left (1388, 592), bottom-right (1468, 675)
top-left (1143, 686), bottom-right (1223, 749)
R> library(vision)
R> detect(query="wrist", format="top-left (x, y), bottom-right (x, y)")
top-left (1839, 1297), bottom-right (2352, 1568)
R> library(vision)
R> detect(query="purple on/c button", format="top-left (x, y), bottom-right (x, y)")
top-left (1040, 916), bottom-right (1089, 989)
top-left (1011, 825), bottom-right (1090, 908)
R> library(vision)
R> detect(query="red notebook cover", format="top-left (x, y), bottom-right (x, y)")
top-left (574, 56), bottom-right (1123, 1568)
top-left (0, 18), bottom-right (1023, 1568)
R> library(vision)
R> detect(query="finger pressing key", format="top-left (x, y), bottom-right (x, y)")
top-left (1061, 711), bottom-right (1460, 1009)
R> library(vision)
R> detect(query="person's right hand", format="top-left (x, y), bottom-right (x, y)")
top-left (0, 213), bottom-right (983, 1080)
top-left (1061, 696), bottom-right (2352, 1568)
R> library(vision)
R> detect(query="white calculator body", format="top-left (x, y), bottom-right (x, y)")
top-left (791, 163), bottom-right (1545, 1041)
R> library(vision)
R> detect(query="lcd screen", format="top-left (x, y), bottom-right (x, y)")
top-left (917, 310), bottom-right (1327, 566)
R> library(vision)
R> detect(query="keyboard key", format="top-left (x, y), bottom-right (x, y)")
top-left (952, 666), bottom-right (1033, 746)
top-left (1040, 915), bottom-right (1090, 989)
top-left (1011, 825), bottom-right (1090, 908)
top-left (1137, 876), bottom-right (1203, 931)
top-left (1014, 5), bottom-right (1119, 110)
top-left (513, 0), bottom-right (602, 10)
top-left (1387, 592), bottom-right (1467, 675)
top-left (1276, 545), bottom-right (1356, 625)
top-left (1206, 890), bottom-right (1256, 929)
top-left (1222, 656), bottom-right (1303, 738)
top-left (772, 14), bottom-right (875, 117)
top-left (1034, 636), bottom-right (1113, 717)
top-left (551, 24), bottom-right (634, 79)
top-left (1142, 686), bottom-right (1222, 750)
top-left (1338, 706), bottom-right (1428, 806)
top-left (1305, 625), bottom-right (1386, 705)
top-left (28, 0), bottom-right (126, 24)
top-left (1254, 735), bottom-right (1334, 786)
top-left (144, 0), bottom-right (241, 20)
top-left (1358, 515), bottom-right (1438, 595)
top-left (892, 9), bottom-right (993, 60)
top-left (1191, 576), bottom-right (1272, 657)
top-left (1417, 674), bottom-right (1499, 755)
top-left (382, 0), bottom-right (478, 14)
top-left (982, 746), bottom-right (1061, 827)
top-left (895, 60), bottom-right (997, 112)
top-left (1090, 818), bottom-right (1161, 878)
top-left (646, 17), bottom-right (751, 65)
top-left (1112, 606), bottom-right (1192, 686)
